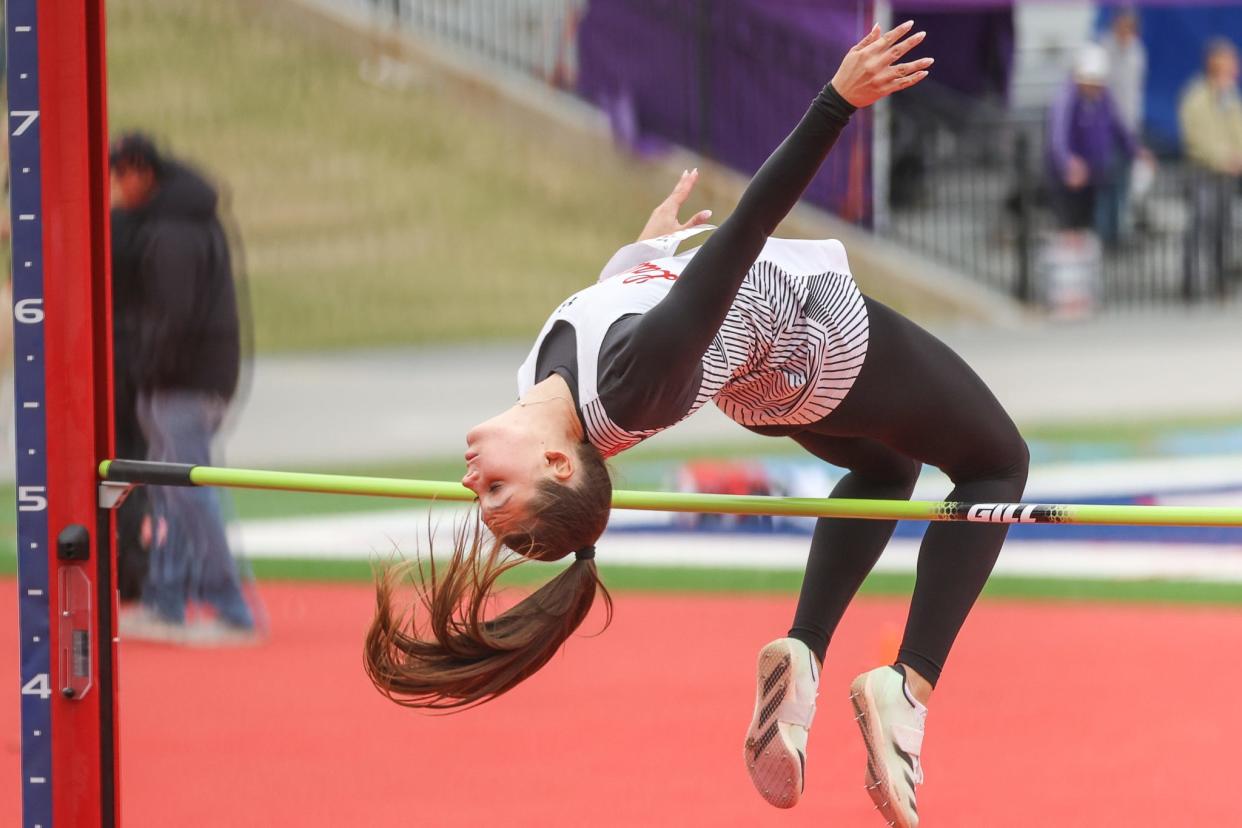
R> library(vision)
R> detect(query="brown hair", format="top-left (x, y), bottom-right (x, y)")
top-left (364, 442), bottom-right (613, 710)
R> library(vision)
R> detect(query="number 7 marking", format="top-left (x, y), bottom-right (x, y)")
top-left (10, 110), bottom-right (39, 137)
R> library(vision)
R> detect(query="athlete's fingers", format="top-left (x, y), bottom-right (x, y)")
top-left (884, 29), bottom-right (926, 64)
top-left (868, 19), bottom-right (914, 54)
top-left (891, 57), bottom-right (934, 78)
top-left (852, 22), bottom-right (882, 52)
top-left (669, 169), bottom-right (692, 201)
top-left (834, 20), bottom-right (928, 106)
top-left (668, 167), bottom-right (699, 206)
top-left (906, 69), bottom-right (930, 89)
top-left (886, 69), bottom-right (929, 93)
top-left (679, 209), bottom-right (713, 230)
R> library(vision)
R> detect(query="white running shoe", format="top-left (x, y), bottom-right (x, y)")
top-left (743, 638), bottom-right (820, 808)
top-left (118, 606), bottom-right (187, 644)
top-left (849, 666), bottom-right (928, 828)
top-left (181, 618), bottom-right (264, 648)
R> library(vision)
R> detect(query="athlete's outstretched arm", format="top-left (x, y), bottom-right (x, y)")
top-left (634, 21), bottom-right (930, 362)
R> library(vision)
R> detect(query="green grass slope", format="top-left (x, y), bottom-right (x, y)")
top-left (107, 0), bottom-right (699, 351)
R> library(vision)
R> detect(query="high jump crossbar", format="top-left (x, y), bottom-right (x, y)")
top-left (99, 460), bottom-right (1242, 528)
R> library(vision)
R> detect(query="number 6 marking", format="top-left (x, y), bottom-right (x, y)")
top-left (10, 110), bottom-right (39, 137)
top-left (14, 298), bottom-right (43, 324)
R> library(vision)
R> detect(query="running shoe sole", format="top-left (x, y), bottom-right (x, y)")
top-left (743, 641), bottom-right (806, 809)
top-left (849, 672), bottom-right (918, 828)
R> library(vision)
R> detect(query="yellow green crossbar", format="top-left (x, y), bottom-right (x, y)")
top-left (97, 459), bottom-right (1242, 528)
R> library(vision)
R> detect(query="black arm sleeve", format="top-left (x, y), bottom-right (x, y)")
top-left (599, 83), bottom-right (856, 430)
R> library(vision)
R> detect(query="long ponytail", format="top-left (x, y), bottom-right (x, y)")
top-left (365, 442), bottom-right (613, 710)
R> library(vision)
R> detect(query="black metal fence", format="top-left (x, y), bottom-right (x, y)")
top-left (880, 90), bottom-right (1242, 309)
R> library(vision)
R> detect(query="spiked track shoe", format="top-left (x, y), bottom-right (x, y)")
top-left (743, 638), bottom-right (819, 808)
top-left (849, 666), bottom-right (927, 828)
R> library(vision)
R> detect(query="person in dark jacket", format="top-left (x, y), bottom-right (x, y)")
top-left (109, 133), bottom-right (257, 642)
top-left (110, 204), bottom-right (151, 603)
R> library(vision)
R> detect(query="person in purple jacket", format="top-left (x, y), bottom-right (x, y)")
top-left (1047, 43), bottom-right (1146, 246)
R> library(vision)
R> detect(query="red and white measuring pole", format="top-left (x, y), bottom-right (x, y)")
top-left (9, 1), bottom-right (119, 825)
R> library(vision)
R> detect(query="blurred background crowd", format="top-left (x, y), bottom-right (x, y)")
top-left (339, 0), bottom-right (1242, 317)
top-left (439, 0), bottom-right (1242, 316)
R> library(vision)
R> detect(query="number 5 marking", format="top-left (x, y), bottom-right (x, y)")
top-left (10, 110), bottom-right (39, 136)
top-left (18, 486), bottom-right (47, 512)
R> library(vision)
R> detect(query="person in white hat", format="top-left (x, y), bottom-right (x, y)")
top-left (1046, 42), bottom-right (1143, 246)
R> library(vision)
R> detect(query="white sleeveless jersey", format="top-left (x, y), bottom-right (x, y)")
top-left (517, 227), bottom-right (869, 457)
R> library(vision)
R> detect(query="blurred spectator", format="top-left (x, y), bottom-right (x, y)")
top-left (110, 157), bottom-right (149, 602)
top-left (109, 133), bottom-right (259, 644)
top-left (1179, 39), bottom-right (1242, 300)
top-left (548, 0), bottom-right (587, 90)
top-left (1100, 8), bottom-right (1151, 236)
top-left (1047, 44), bottom-right (1142, 247)
top-left (1100, 8), bottom-right (1146, 138)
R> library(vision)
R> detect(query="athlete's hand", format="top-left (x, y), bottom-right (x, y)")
top-left (831, 20), bottom-right (932, 108)
top-left (637, 168), bottom-right (713, 242)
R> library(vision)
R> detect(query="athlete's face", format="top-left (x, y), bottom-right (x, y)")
top-left (462, 419), bottom-right (571, 534)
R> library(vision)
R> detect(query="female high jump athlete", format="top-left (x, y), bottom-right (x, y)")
top-left (366, 22), bottom-right (1027, 828)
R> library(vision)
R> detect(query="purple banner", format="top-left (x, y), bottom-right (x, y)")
top-left (578, 0), bottom-right (874, 222)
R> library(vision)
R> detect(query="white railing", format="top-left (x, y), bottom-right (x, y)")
top-left (319, 0), bottom-right (586, 85)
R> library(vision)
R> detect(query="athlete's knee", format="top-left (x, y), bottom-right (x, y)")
top-left (888, 456), bottom-right (921, 496)
top-left (1009, 436), bottom-right (1031, 490)
top-left (853, 454), bottom-right (920, 498)
top-left (949, 423), bottom-right (1029, 494)
top-left (992, 425), bottom-right (1030, 489)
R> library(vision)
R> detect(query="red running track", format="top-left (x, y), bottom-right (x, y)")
top-left (4, 579), bottom-right (1242, 826)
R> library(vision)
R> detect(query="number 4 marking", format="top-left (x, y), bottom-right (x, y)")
top-left (21, 673), bottom-right (51, 700)
top-left (10, 110), bottom-right (39, 137)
